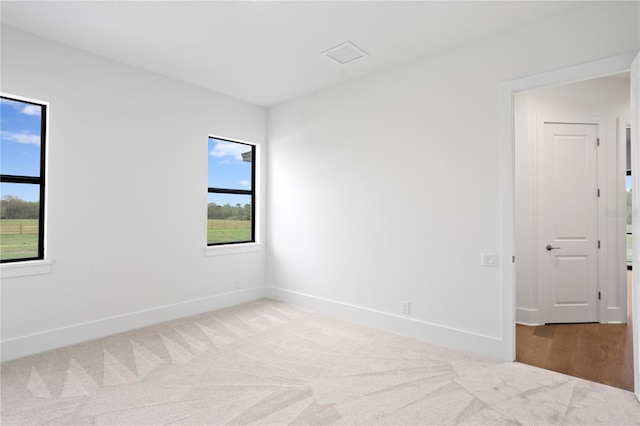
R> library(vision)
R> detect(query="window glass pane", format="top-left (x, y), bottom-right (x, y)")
top-left (1, 183), bottom-right (40, 261)
top-left (0, 98), bottom-right (42, 177)
top-left (627, 127), bottom-right (632, 172)
top-left (628, 174), bottom-right (633, 267)
top-left (207, 193), bottom-right (252, 244)
top-left (208, 137), bottom-right (252, 190)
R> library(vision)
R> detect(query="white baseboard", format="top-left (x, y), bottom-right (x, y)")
top-left (606, 307), bottom-right (627, 323)
top-left (516, 307), bottom-right (541, 326)
top-left (515, 306), bottom-right (626, 325)
top-left (1, 286), bottom-right (265, 362)
top-left (266, 286), bottom-right (507, 360)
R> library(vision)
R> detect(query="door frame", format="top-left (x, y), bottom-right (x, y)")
top-left (630, 52), bottom-right (639, 400)
top-left (536, 117), bottom-right (606, 325)
top-left (498, 52), bottom-right (638, 396)
top-left (618, 116), bottom-right (631, 322)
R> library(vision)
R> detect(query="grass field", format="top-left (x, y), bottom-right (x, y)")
top-left (0, 219), bottom-right (39, 260)
top-left (208, 219), bottom-right (251, 244)
top-left (1, 219), bottom-right (251, 259)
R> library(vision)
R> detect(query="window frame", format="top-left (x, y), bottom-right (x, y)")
top-left (0, 94), bottom-right (47, 263)
top-left (207, 136), bottom-right (256, 246)
top-left (626, 126), bottom-right (632, 270)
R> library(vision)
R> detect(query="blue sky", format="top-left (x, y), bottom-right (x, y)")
top-left (1, 107), bottom-right (254, 206)
top-left (1, 98), bottom-right (42, 202)
top-left (208, 137), bottom-right (253, 207)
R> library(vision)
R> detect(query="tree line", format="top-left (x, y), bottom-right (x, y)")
top-left (208, 203), bottom-right (251, 221)
top-left (627, 188), bottom-right (633, 225)
top-left (1, 196), bottom-right (250, 221)
top-left (1, 196), bottom-right (39, 219)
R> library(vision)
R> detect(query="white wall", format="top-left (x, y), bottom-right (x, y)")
top-left (0, 27), bottom-right (267, 360)
top-left (266, 2), bottom-right (639, 358)
top-left (515, 77), bottom-right (630, 325)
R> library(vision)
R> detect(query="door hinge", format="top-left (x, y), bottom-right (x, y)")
top-left (512, 256), bottom-right (515, 263)
top-left (598, 240), bottom-right (601, 249)
top-left (597, 138), bottom-right (600, 147)
top-left (598, 291), bottom-right (601, 300)
top-left (597, 189), bottom-right (600, 198)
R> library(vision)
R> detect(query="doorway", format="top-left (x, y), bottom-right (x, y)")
top-left (513, 73), bottom-right (632, 390)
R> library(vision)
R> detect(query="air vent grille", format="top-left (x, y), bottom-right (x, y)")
top-left (323, 41), bottom-right (368, 65)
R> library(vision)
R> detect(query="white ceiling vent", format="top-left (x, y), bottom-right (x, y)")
top-left (323, 42), bottom-right (368, 65)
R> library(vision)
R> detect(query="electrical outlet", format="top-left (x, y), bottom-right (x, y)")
top-left (482, 253), bottom-right (497, 267)
top-left (402, 302), bottom-right (410, 315)
top-left (233, 281), bottom-right (240, 289)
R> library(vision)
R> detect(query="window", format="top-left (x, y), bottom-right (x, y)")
top-left (0, 95), bottom-right (47, 262)
top-left (627, 127), bottom-right (632, 269)
top-left (207, 137), bottom-right (255, 245)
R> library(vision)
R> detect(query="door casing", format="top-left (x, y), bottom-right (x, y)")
top-left (499, 52), bottom-right (639, 398)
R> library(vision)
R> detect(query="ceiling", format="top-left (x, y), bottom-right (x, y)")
top-left (1, 1), bottom-right (593, 107)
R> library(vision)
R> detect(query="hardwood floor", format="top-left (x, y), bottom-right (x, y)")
top-left (516, 272), bottom-right (634, 391)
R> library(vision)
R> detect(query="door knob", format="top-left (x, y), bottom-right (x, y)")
top-left (546, 245), bottom-right (561, 251)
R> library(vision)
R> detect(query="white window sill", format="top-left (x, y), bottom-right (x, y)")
top-left (1, 260), bottom-right (53, 278)
top-left (205, 243), bottom-right (262, 257)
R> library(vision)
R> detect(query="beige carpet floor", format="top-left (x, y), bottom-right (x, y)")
top-left (1, 298), bottom-right (639, 425)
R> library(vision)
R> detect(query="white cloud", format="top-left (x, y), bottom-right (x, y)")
top-left (0, 98), bottom-right (21, 105)
top-left (1, 98), bottom-right (41, 116)
top-left (239, 180), bottom-right (250, 187)
top-left (209, 140), bottom-right (247, 161)
top-left (1, 131), bottom-right (41, 146)
top-left (21, 105), bottom-right (41, 116)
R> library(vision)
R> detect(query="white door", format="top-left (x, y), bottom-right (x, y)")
top-left (539, 122), bottom-right (599, 324)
